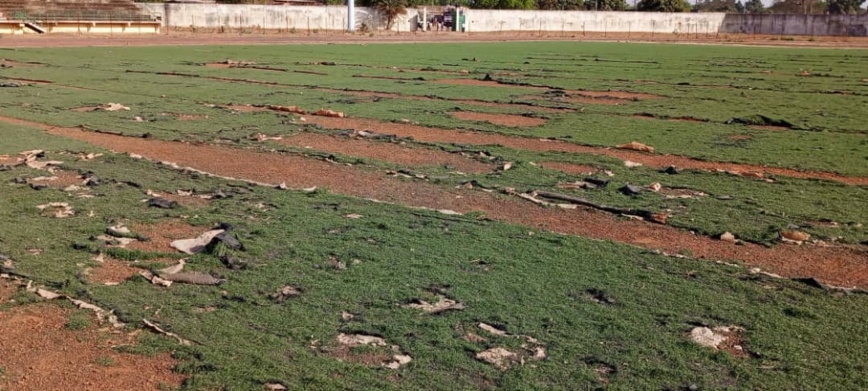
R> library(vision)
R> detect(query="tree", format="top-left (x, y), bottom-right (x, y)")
top-left (744, 0), bottom-right (766, 12)
top-left (538, 0), bottom-right (585, 10)
top-left (693, 0), bottom-right (739, 12)
top-left (827, 0), bottom-right (866, 13)
top-left (768, 0), bottom-right (826, 13)
top-left (472, 0), bottom-right (536, 9)
top-left (735, 0), bottom-right (746, 12)
top-left (372, 0), bottom-right (407, 30)
top-left (584, 0), bottom-right (629, 10)
top-left (636, 0), bottom-right (692, 11)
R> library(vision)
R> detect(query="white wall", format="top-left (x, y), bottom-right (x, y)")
top-left (137, 4), bottom-right (868, 37)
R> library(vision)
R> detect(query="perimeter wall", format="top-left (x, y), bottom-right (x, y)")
top-left (137, 4), bottom-right (868, 37)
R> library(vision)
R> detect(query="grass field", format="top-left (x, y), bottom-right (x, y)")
top-left (0, 42), bottom-right (866, 390)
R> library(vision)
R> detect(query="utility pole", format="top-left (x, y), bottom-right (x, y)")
top-left (348, 0), bottom-right (355, 32)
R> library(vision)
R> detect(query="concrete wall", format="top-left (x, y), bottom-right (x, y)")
top-left (463, 10), bottom-right (726, 35)
top-left (136, 4), bottom-right (868, 37)
top-left (720, 13), bottom-right (868, 36)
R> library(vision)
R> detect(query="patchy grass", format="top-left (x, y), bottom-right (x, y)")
top-left (0, 42), bottom-right (866, 390)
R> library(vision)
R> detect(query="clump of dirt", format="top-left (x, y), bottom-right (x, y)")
top-left (538, 162), bottom-right (599, 175)
top-left (28, 170), bottom-right (84, 188)
top-left (329, 333), bottom-right (412, 369)
top-left (127, 220), bottom-right (208, 253)
top-left (85, 258), bottom-right (142, 285)
top-left (690, 326), bottom-right (749, 358)
top-left (279, 132), bottom-right (492, 173)
top-left (451, 111), bottom-right (546, 127)
top-left (0, 304), bottom-right (185, 390)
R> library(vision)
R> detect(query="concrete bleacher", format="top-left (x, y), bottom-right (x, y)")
top-left (0, 0), bottom-right (161, 34)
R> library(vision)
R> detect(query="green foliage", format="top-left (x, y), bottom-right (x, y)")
top-left (826, 0), bottom-right (866, 13)
top-left (538, 0), bottom-right (584, 10)
top-left (694, 0), bottom-right (740, 12)
top-left (583, 0), bottom-right (628, 10)
top-left (637, 0), bottom-right (692, 11)
top-left (472, 0), bottom-right (536, 9)
top-left (372, 0), bottom-right (407, 29)
top-left (744, 0), bottom-right (766, 12)
top-left (768, 0), bottom-right (827, 13)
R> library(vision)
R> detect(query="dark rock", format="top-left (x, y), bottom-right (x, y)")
top-left (482, 73), bottom-right (493, 81)
top-left (220, 255), bottom-right (247, 270)
top-left (0, 82), bottom-right (21, 88)
top-left (85, 176), bottom-right (101, 186)
top-left (13, 177), bottom-right (27, 184)
top-left (29, 183), bottom-right (48, 191)
top-left (208, 232), bottom-right (244, 251)
top-left (0, 165), bottom-right (13, 171)
top-left (147, 197), bottom-right (178, 209)
top-left (661, 165), bottom-right (679, 175)
top-left (584, 177), bottom-right (610, 188)
top-left (619, 184), bottom-right (642, 196)
top-left (792, 277), bottom-right (825, 289)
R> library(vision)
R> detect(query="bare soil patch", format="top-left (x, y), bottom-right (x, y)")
top-left (295, 115), bottom-right (868, 185)
top-left (728, 134), bottom-right (753, 141)
top-left (0, 303), bottom-right (185, 390)
top-left (127, 220), bottom-right (207, 253)
top-left (28, 170), bottom-right (84, 188)
top-left (279, 132), bottom-right (491, 173)
top-left (434, 78), bottom-right (544, 90)
top-left (451, 111), bottom-right (546, 127)
top-left (0, 280), bottom-right (17, 303)
top-left (0, 59), bottom-right (44, 68)
top-left (87, 258), bottom-right (141, 285)
top-left (4, 117), bottom-right (866, 288)
top-left (538, 162), bottom-right (599, 175)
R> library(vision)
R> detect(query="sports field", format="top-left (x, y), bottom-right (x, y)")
top-left (0, 41), bottom-right (866, 390)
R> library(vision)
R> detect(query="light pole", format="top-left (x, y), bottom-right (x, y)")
top-left (348, 0), bottom-right (355, 32)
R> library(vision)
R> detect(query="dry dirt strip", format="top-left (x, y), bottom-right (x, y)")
top-left (299, 116), bottom-right (868, 186)
top-left (2, 115), bottom-right (866, 289)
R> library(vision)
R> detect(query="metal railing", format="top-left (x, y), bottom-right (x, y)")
top-left (4, 9), bottom-right (159, 22)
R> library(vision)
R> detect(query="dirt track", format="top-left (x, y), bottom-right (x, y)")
top-left (3, 30), bottom-right (868, 48)
top-left (2, 115), bottom-right (866, 289)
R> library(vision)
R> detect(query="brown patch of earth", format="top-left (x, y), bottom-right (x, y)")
top-left (329, 345), bottom-right (394, 367)
top-left (0, 279), bottom-right (18, 303)
top-left (87, 258), bottom-right (141, 285)
top-left (538, 162), bottom-right (599, 175)
top-left (0, 59), bottom-right (43, 68)
top-left (451, 111), bottom-right (546, 127)
top-left (728, 134), bottom-right (753, 141)
top-left (750, 125), bottom-right (790, 131)
top-left (279, 132), bottom-right (491, 173)
top-left (296, 115), bottom-right (868, 186)
top-left (127, 220), bottom-right (207, 253)
top-left (29, 170), bottom-right (84, 188)
top-left (220, 104), bottom-right (269, 113)
top-left (0, 303), bottom-right (185, 390)
top-left (3, 117), bottom-right (867, 288)
top-left (434, 78), bottom-right (545, 90)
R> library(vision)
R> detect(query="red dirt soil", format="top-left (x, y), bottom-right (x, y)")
top-left (3, 31), bottom-right (868, 49)
top-left (295, 115), bottom-right (868, 185)
top-left (87, 258), bottom-right (142, 285)
top-left (451, 111), bottom-right (547, 127)
top-left (0, 302), bottom-right (185, 390)
top-left (3, 116), bottom-right (866, 289)
top-left (278, 132), bottom-right (492, 173)
top-left (28, 170), bottom-right (84, 188)
top-left (435, 78), bottom-right (545, 90)
top-left (127, 219), bottom-right (209, 253)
